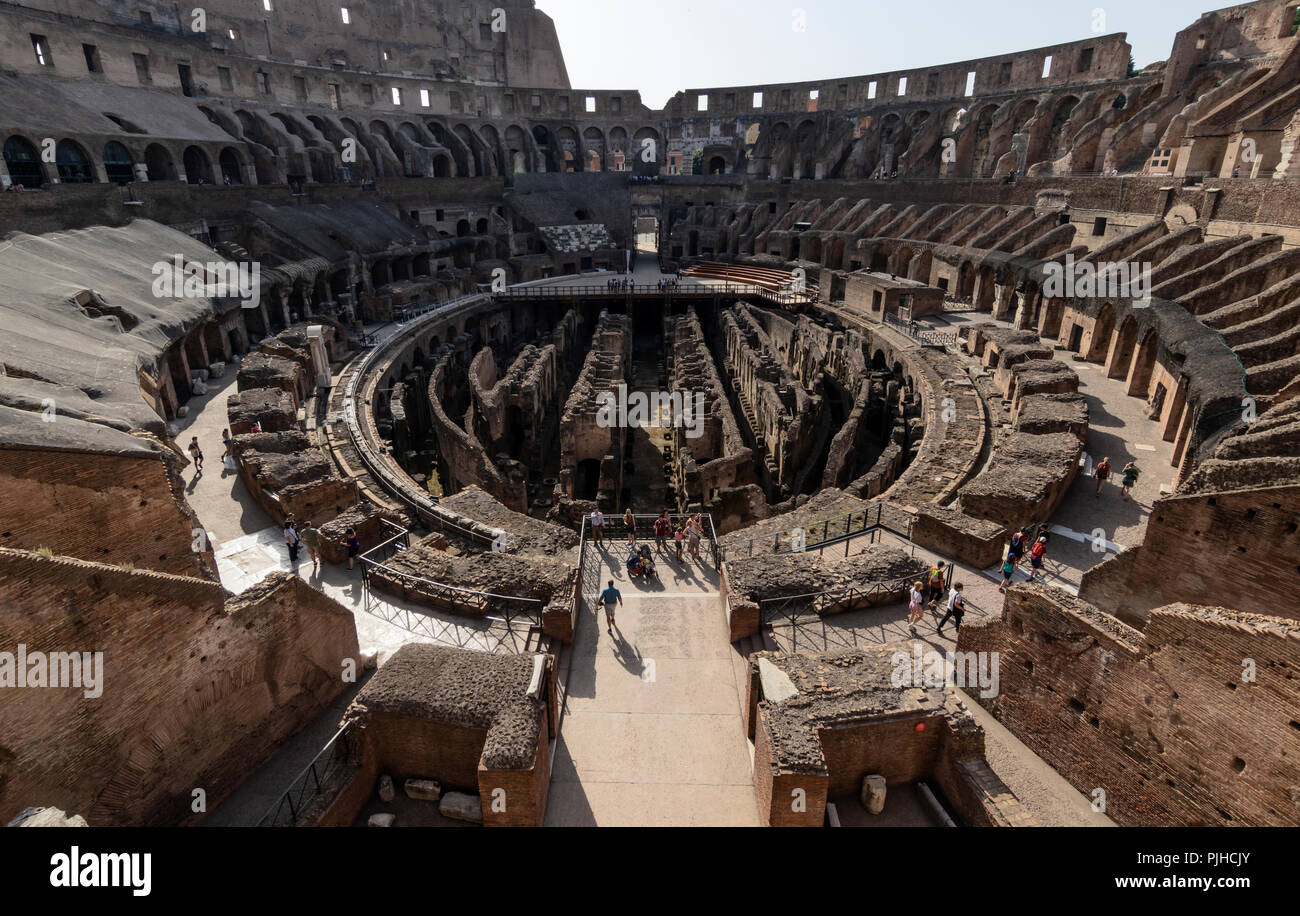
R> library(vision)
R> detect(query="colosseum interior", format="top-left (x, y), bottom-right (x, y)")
top-left (0, 0), bottom-right (1297, 843)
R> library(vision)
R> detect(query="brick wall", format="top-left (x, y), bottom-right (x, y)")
top-left (0, 446), bottom-right (214, 579)
top-left (958, 582), bottom-right (1300, 825)
top-left (0, 551), bottom-right (359, 825)
top-left (1080, 484), bottom-right (1300, 625)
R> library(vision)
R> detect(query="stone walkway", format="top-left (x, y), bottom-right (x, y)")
top-left (930, 310), bottom-right (1176, 590)
top-left (546, 542), bottom-right (759, 826)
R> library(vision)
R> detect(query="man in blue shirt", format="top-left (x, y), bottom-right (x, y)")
top-left (599, 579), bottom-right (622, 634)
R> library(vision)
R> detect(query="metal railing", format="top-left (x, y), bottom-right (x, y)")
top-left (884, 312), bottom-right (960, 348)
top-left (491, 281), bottom-right (813, 306)
top-left (721, 502), bottom-right (913, 561)
top-left (256, 725), bottom-right (361, 827)
top-left (357, 521), bottom-right (545, 627)
top-left (760, 569), bottom-right (922, 626)
top-left (577, 512), bottom-right (721, 608)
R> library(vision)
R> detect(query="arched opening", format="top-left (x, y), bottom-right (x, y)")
top-left (144, 143), bottom-right (177, 181)
top-left (55, 140), bottom-right (95, 183)
top-left (182, 145), bottom-right (215, 184)
top-left (1127, 329), bottom-right (1158, 398)
top-left (218, 147), bottom-right (244, 185)
top-left (708, 155), bottom-right (726, 174)
top-left (1108, 316), bottom-right (1139, 380)
top-left (1087, 303), bottom-right (1116, 363)
top-left (102, 141), bottom-right (134, 185)
top-left (3, 136), bottom-right (44, 188)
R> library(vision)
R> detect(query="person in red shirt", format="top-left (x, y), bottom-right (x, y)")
top-left (1094, 457), bottom-right (1112, 497)
top-left (653, 511), bottom-right (672, 551)
top-left (1028, 536), bottom-right (1048, 580)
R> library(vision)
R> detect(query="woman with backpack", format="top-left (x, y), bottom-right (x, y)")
top-left (1028, 536), bottom-right (1048, 580)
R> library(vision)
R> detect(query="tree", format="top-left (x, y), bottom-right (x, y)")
top-left (691, 148), bottom-right (704, 176)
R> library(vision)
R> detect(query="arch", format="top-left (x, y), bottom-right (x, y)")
top-left (144, 143), bottom-right (178, 181)
top-left (1087, 302), bottom-right (1116, 362)
top-left (3, 135), bottom-right (45, 187)
top-left (707, 155), bottom-right (726, 174)
top-left (504, 124), bottom-right (529, 176)
top-left (218, 147), bottom-right (244, 184)
top-left (182, 145), bottom-right (215, 184)
top-left (1127, 328), bottom-right (1158, 398)
top-left (55, 139), bottom-right (95, 183)
top-left (102, 140), bottom-right (134, 185)
top-left (583, 126), bottom-right (604, 172)
top-left (608, 125), bottom-right (628, 170)
top-left (556, 126), bottom-right (581, 172)
top-left (1107, 315), bottom-right (1139, 380)
top-left (632, 126), bottom-right (661, 175)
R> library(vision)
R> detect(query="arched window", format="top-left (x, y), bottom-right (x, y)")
top-left (183, 145), bottom-right (214, 184)
top-left (103, 141), bottom-right (134, 185)
top-left (56, 140), bottom-right (95, 183)
top-left (3, 135), bottom-right (44, 187)
top-left (218, 147), bottom-right (243, 185)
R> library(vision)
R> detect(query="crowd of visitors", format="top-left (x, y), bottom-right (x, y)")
top-left (589, 507), bottom-right (707, 567)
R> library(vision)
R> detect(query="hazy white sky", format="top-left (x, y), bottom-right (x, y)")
top-left (535, 0), bottom-right (1218, 108)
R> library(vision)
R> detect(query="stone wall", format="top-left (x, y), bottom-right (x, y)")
top-left (0, 439), bottom-right (214, 580)
top-left (957, 582), bottom-right (1300, 826)
top-left (0, 550), bottom-right (359, 826)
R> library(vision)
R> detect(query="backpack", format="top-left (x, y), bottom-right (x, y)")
top-left (929, 567), bottom-right (943, 586)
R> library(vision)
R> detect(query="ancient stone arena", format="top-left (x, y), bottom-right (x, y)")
top-left (1, 0), bottom-right (1298, 835)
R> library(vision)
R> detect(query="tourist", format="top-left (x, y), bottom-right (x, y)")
top-left (1028, 536), bottom-right (1047, 580)
top-left (600, 579), bottom-right (622, 634)
top-left (344, 527), bottom-right (361, 570)
top-left (654, 511), bottom-right (672, 550)
top-left (908, 580), bottom-right (924, 636)
top-left (936, 582), bottom-right (966, 637)
top-left (925, 560), bottom-right (947, 609)
top-left (1007, 529), bottom-right (1026, 569)
top-left (590, 507), bottom-right (605, 545)
top-left (188, 436), bottom-right (204, 474)
top-left (1121, 461), bottom-right (1140, 501)
top-left (674, 524), bottom-right (685, 561)
top-left (637, 544), bottom-right (657, 577)
top-left (221, 429), bottom-right (237, 473)
top-left (1095, 456), bottom-right (1112, 497)
top-left (299, 521), bottom-right (321, 566)
top-left (999, 554), bottom-right (1016, 592)
top-left (626, 550), bottom-right (643, 577)
top-left (624, 507), bottom-right (636, 544)
top-left (284, 520), bottom-right (301, 563)
top-left (687, 519), bottom-right (702, 560)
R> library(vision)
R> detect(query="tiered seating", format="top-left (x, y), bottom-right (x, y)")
top-left (683, 261), bottom-right (808, 293)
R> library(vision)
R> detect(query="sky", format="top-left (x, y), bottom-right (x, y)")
top-left (534, 0), bottom-right (1221, 108)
